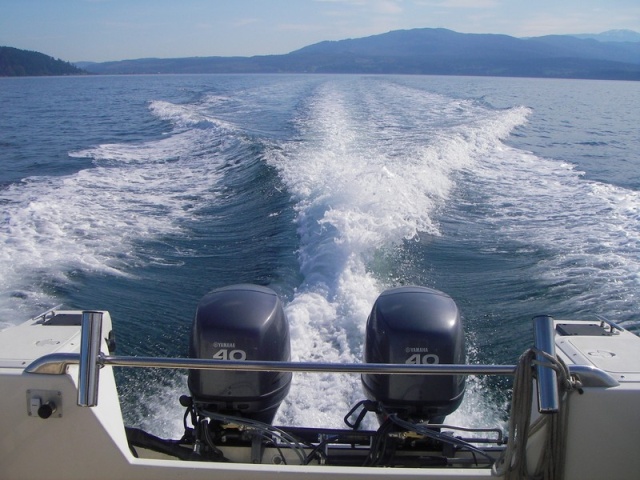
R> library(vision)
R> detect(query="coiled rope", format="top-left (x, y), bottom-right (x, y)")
top-left (492, 348), bottom-right (578, 479)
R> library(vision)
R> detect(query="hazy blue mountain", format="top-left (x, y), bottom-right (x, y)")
top-left (526, 35), bottom-right (640, 64)
top-left (74, 61), bottom-right (98, 69)
top-left (292, 28), bottom-right (640, 65)
top-left (81, 28), bottom-right (640, 80)
top-left (0, 47), bottom-right (85, 76)
top-left (571, 30), bottom-right (640, 43)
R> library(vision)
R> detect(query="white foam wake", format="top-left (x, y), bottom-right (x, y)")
top-left (268, 78), bottom-right (529, 428)
top-left (0, 100), bottom-right (235, 325)
top-left (468, 144), bottom-right (640, 326)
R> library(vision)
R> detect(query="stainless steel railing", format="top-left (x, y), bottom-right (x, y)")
top-left (24, 311), bottom-right (620, 412)
top-left (101, 355), bottom-right (517, 375)
top-left (77, 311), bottom-right (103, 407)
top-left (533, 315), bottom-right (559, 413)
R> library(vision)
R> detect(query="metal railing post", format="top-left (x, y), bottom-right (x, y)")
top-left (533, 315), bottom-right (559, 413)
top-left (77, 311), bottom-right (103, 407)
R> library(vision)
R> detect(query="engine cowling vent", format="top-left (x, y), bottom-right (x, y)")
top-left (362, 286), bottom-right (465, 423)
top-left (188, 284), bottom-right (291, 424)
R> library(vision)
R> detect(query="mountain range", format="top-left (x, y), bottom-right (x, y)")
top-left (3, 28), bottom-right (640, 80)
top-left (79, 28), bottom-right (640, 80)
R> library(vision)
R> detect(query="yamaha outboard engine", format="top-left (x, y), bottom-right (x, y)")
top-left (188, 284), bottom-right (291, 424)
top-left (362, 286), bottom-right (465, 423)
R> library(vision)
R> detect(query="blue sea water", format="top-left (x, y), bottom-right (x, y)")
top-left (1, 74), bottom-right (638, 436)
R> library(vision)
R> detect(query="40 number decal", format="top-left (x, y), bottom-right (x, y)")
top-left (212, 349), bottom-right (247, 361)
top-left (405, 353), bottom-right (440, 364)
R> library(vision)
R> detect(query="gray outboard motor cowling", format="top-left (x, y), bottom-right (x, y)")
top-left (188, 284), bottom-right (291, 424)
top-left (362, 286), bottom-right (465, 423)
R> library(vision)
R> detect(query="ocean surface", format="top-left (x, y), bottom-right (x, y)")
top-left (1, 74), bottom-right (638, 436)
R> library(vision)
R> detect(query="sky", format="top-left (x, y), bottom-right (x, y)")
top-left (1, 0), bottom-right (639, 62)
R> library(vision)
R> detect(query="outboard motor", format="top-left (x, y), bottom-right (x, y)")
top-left (362, 286), bottom-right (465, 423)
top-left (188, 284), bottom-right (291, 424)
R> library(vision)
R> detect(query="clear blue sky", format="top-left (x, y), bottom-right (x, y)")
top-left (1, 0), bottom-right (639, 62)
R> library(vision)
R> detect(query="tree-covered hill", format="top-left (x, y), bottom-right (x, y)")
top-left (0, 47), bottom-right (85, 76)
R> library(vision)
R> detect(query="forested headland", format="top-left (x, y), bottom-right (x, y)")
top-left (0, 47), bottom-right (85, 76)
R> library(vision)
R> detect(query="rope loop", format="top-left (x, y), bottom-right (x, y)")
top-left (492, 348), bottom-right (575, 479)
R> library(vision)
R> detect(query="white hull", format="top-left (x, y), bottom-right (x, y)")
top-left (1, 307), bottom-right (639, 479)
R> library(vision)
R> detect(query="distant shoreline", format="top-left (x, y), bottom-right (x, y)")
top-left (4, 28), bottom-right (640, 81)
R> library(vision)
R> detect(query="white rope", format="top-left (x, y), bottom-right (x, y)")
top-left (492, 348), bottom-right (576, 479)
